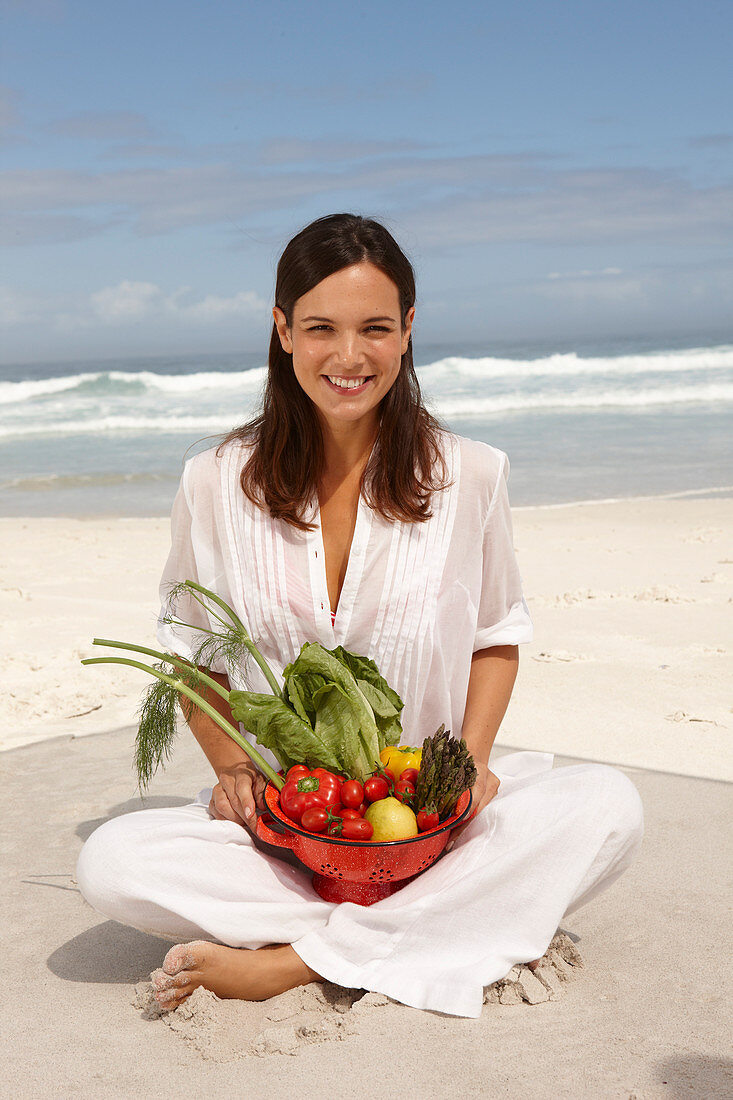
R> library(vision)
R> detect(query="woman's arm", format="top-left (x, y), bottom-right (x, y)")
top-left (458, 644), bottom-right (519, 822)
top-left (185, 668), bottom-right (267, 825)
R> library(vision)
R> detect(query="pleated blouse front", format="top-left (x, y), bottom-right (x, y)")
top-left (157, 431), bottom-right (532, 768)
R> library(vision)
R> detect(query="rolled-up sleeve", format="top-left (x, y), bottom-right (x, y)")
top-left (473, 453), bottom-right (533, 652)
top-left (155, 454), bottom-right (232, 673)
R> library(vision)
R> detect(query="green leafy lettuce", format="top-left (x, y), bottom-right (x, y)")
top-left (229, 641), bottom-right (403, 782)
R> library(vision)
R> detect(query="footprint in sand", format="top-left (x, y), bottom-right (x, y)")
top-left (664, 710), bottom-right (723, 727)
top-left (683, 527), bottom-right (722, 544)
top-left (532, 651), bottom-right (590, 663)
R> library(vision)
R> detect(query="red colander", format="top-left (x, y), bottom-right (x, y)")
top-left (255, 784), bottom-right (473, 905)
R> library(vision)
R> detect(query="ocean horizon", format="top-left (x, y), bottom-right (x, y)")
top-left (1, 334), bottom-right (731, 517)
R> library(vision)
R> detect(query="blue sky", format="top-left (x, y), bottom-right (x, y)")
top-left (1, 0), bottom-right (732, 363)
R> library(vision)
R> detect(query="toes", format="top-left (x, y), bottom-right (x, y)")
top-left (154, 986), bottom-right (189, 1012)
top-left (162, 940), bottom-right (205, 976)
top-left (151, 969), bottom-right (192, 993)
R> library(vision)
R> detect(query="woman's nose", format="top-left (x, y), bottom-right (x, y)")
top-left (333, 331), bottom-right (364, 367)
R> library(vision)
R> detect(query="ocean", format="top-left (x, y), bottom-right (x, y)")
top-left (1, 336), bottom-right (731, 516)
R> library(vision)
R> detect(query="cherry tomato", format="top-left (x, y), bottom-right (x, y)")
top-left (379, 746), bottom-right (422, 781)
top-left (301, 807), bottom-right (329, 833)
top-left (400, 767), bottom-right (419, 786)
top-left (339, 808), bottom-right (363, 820)
top-left (417, 808), bottom-right (440, 832)
top-left (341, 817), bottom-right (373, 841)
top-left (340, 779), bottom-right (365, 809)
top-left (356, 802), bottom-right (368, 816)
top-left (364, 776), bottom-right (390, 802)
top-left (394, 778), bottom-right (416, 804)
top-left (327, 818), bottom-right (343, 836)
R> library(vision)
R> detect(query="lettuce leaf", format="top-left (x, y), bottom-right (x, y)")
top-left (228, 690), bottom-right (342, 773)
top-left (230, 641), bottom-right (404, 782)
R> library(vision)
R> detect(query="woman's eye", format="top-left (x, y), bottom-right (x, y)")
top-left (367, 325), bottom-right (390, 333)
top-left (307, 325), bottom-right (331, 332)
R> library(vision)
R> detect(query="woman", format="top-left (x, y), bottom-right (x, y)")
top-left (77, 213), bottom-right (644, 1019)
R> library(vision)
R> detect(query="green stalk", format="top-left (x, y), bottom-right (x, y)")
top-left (175, 579), bottom-right (284, 699)
top-left (91, 638), bottom-right (231, 703)
top-left (82, 655), bottom-right (284, 790)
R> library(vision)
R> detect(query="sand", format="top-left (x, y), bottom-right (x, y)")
top-left (2, 496), bottom-right (732, 1097)
top-left (2, 498), bottom-right (731, 776)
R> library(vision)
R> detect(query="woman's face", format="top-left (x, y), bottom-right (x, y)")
top-left (273, 261), bottom-right (414, 435)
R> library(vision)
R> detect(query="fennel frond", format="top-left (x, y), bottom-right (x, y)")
top-left (135, 663), bottom-right (179, 790)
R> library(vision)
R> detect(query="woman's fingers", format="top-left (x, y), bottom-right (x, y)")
top-left (252, 771), bottom-right (268, 810)
top-left (447, 770), bottom-right (500, 847)
top-left (232, 768), bottom-right (258, 820)
top-left (209, 767), bottom-right (256, 825)
top-left (208, 781), bottom-right (245, 825)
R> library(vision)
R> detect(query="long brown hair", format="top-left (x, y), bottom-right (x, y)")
top-left (219, 213), bottom-right (449, 531)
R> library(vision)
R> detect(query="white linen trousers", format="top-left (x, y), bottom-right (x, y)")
top-left (76, 750), bottom-right (644, 1018)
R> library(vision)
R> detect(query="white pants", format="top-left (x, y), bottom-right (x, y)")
top-left (76, 752), bottom-right (644, 1018)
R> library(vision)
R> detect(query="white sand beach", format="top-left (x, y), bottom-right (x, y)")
top-left (2, 497), bottom-right (732, 1098)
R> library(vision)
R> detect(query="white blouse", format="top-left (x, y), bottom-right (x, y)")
top-left (157, 431), bottom-right (532, 767)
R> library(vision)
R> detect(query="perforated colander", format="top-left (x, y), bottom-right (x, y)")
top-left (255, 783), bottom-right (472, 905)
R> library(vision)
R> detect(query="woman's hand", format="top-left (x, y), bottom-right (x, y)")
top-left (208, 761), bottom-right (267, 827)
top-left (448, 761), bottom-right (500, 846)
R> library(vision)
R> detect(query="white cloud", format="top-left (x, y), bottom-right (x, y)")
top-left (45, 110), bottom-right (162, 142)
top-left (546, 267), bottom-right (623, 280)
top-left (0, 285), bottom-right (40, 325)
top-left (90, 280), bottom-right (163, 321)
top-left (88, 280), bottom-right (268, 325)
top-left (182, 290), bottom-right (267, 320)
top-left (1, 154), bottom-right (730, 250)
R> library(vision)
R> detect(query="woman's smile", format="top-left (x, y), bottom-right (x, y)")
top-left (323, 374), bottom-right (375, 394)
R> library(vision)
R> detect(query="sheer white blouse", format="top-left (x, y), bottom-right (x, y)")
top-left (157, 431), bottom-right (532, 766)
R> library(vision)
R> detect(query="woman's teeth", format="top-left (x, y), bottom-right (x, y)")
top-left (326, 376), bottom-right (371, 389)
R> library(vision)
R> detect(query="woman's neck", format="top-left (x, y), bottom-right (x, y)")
top-left (319, 415), bottom-right (378, 483)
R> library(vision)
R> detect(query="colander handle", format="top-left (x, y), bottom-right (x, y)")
top-left (255, 811), bottom-right (296, 850)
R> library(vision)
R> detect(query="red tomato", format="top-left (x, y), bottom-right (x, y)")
top-left (364, 776), bottom-right (390, 802)
top-left (340, 779), bottom-right (365, 809)
top-left (400, 767), bottom-right (419, 786)
top-left (279, 768), bottom-right (342, 822)
top-left (394, 778), bottom-right (416, 804)
top-left (339, 808), bottom-right (362, 820)
top-left (301, 807), bottom-right (329, 833)
top-left (417, 808), bottom-right (440, 832)
top-left (341, 817), bottom-right (373, 841)
top-left (356, 802), bottom-right (368, 816)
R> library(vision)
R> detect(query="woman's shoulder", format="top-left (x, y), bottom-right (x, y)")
top-left (438, 429), bottom-right (509, 487)
top-left (180, 438), bottom-right (251, 502)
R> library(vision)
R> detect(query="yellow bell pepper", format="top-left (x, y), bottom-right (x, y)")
top-left (379, 745), bottom-right (422, 780)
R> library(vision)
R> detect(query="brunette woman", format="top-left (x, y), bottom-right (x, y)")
top-left (77, 214), bottom-right (643, 1017)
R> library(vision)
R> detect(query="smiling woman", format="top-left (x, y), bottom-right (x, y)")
top-left (75, 212), bottom-right (644, 1019)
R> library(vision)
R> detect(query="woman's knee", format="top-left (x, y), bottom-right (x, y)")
top-left (582, 764), bottom-right (644, 847)
top-left (76, 811), bottom-right (157, 920)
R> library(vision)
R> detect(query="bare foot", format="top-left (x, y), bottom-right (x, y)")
top-left (151, 941), bottom-right (323, 1011)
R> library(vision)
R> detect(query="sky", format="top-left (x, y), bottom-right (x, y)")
top-left (1, 0), bottom-right (732, 365)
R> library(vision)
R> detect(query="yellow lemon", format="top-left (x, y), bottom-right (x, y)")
top-left (364, 796), bottom-right (418, 842)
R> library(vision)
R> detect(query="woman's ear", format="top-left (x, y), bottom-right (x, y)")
top-left (273, 306), bottom-right (293, 354)
top-left (401, 306), bottom-right (416, 354)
